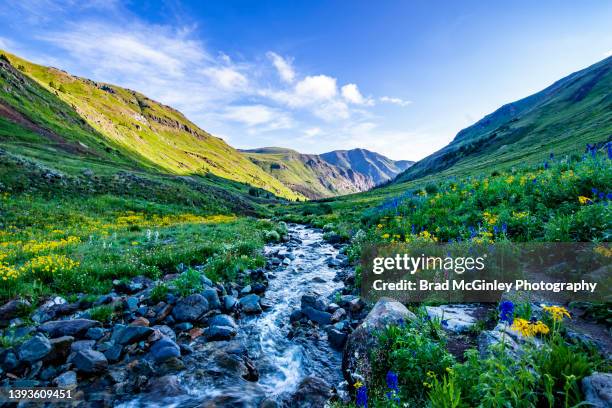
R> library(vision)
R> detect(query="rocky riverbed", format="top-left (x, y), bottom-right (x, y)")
top-left (0, 225), bottom-right (365, 407)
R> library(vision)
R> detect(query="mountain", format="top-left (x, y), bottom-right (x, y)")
top-left (242, 147), bottom-right (413, 199)
top-left (395, 56), bottom-right (612, 183)
top-left (320, 148), bottom-right (413, 185)
top-left (0, 50), bottom-right (301, 201)
top-left (241, 147), bottom-right (371, 199)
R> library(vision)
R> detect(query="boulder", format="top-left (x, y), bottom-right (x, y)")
top-left (150, 337), bottom-right (181, 362)
top-left (202, 289), bottom-right (221, 310)
top-left (47, 336), bottom-right (74, 362)
top-left (327, 328), bottom-right (347, 350)
top-left (426, 305), bottom-right (478, 333)
top-left (208, 314), bottom-right (238, 329)
top-left (112, 324), bottom-right (153, 345)
top-left (172, 294), bottom-right (209, 322)
top-left (342, 298), bottom-right (416, 387)
top-left (330, 308), bottom-right (346, 323)
top-left (222, 295), bottom-right (237, 311)
top-left (53, 371), bottom-right (77, 389)
top-left (302, 306), bottom-right (331, 325)
top-left (18, 334), bottom-right (52, 362)
top-left (581, 372), bottom-right (612, 408)
top-left (289, 376), bottom-right (332, 407)
top-left (301, 292), bottom-right (327, 311)
top-left (39, 319), bottom-right (100, 338)
top-left (205, 325), bottom-right (237, 341)
top-left (72, 349), bottom-right (108, 374)
top-left (152, 325), bottom-right (176, 341)
top-left (145, 375), bottom-right (186, 398)
top-left (86, 327), bottom-right (105, 340)
top-left (71, 340), bottom-right (96, 352)
top-left (0, 299), bottom-right (30, 326)
top-left (239, 294), bottom-right (262, 314)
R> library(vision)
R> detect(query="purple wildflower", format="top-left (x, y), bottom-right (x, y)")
top-left (499, 301), bottom-right (514, 325)
top-left (356, 385), bottom-right (368, 408)
top-left (386, 371), bottom-right (399, 392)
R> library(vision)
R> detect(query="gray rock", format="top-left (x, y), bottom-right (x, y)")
top-left (331, 308), bottom-right (347, 323)
top-left (124, 297), bottom-right (139, 312)
top-left (112, 324), bottom-right (153, 345)
top-left (0, 299), bottom-right (30, 325)
top-left (290, 310), bottom-right (304, 323)
top-left (48, 336), bottom-right (74, 362)
top-left (426, 305), bottom-right (478, 333)
top-left (19, 334), bottom-right (52, 362)
top-left (205, 325), bottom-right (237, 341)
top-left (39, 319), bottom-right (100, 338)
top-left (150, 337), bottom-right (181, 362)
top-left (102, 343), bottom-right (124, 363)
top-left (301, 292), bottom-right (327, 311)
top-left (145, 375), bottom-right (186, 398)
top-left (73, 349), bottom-right (108, 373)
top-left (202, 288), bottom-right (221, 310)
top-left (302, 306), bottom-right (331, 325)
top-left (239, 294), bottom-right (262, 314)
top-left (208, 314), bottom-right (237, 329)
top-left (172, 294), bottom-right (209, 322)
top-left (152, 325), bottom-right (176, 341)
top-left (174, 322), bottom-right (193, 331)
top-left (240, 285), bottom-right (252, 295)
top-left (327, 328), bottom-right (347, 350)
top-left (289, 376), bottom-right (332, 407)
top-left (53, 371), bottom-right (77, 389)
top-left (71, 340), bottom-right (96, 352)
top-left (581, 373), bottom-right (612, 408)
top-left (342, 298), bottom-right (416, 387)
top-left (347, 297), bottom-right (365, 313)
top-left (86, 327), bottom-right (105, 340)
top-left (222, 295), bottom-right (237, 311)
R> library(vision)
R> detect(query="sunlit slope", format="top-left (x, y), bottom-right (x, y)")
top-left (0, 50), bottom-right (300, 200)
top-left (395, 56), bottom-right (612, 183)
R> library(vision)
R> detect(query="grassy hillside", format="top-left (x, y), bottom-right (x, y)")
top-left (242, 147), bottom-right (369, 199)
top-left (321, 148), bottom-right (413, 185)
top-left (0, 51), bottom-right (300, 201)
top-left (396, 56), bottom-right (612, 182)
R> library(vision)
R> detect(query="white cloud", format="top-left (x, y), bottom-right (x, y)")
top-left (267, 51), bottom-right (295, 83)
top-left (341, 83), bottom-right (372, 105)
top-left (379, 96), bottom-right (412, 107)
top-left (222, 105), bottom-right (293, 131)
top-left (304, 127), bottom-right (322, 137)
top-left (295, 75), bottom-right (337, 101)
top-left (314, 100), bottom-right (350, 121)
top-left (605, 50), bottom-right (612, 58)
top-left (201, 66), bottom-right (248, 90)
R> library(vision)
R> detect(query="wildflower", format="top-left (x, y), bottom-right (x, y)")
top-left (356, 384), bottom-right (368, 408)
top-left (578, 196), bottom-right (592, 205)
top-left (501, 223), bottom-right (508, 235)
top-left (499, 300), bottom-right (514, 325)
top-left (607, 142), bottom-right (612, 160)
top-left (377, 224), bottom-right (383, 229)
top-left (542, 305), bottom-right (571, 322)
top-left (385, 371), bottom-right (400, 402)
top-left (512, 318), bottom-right (549, 337)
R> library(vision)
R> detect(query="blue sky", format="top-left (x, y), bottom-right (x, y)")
top-left (1, 1), bottom-right (611, 160)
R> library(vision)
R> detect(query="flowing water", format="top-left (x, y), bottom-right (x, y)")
top-left (121, 224), bottom-right (346, 407)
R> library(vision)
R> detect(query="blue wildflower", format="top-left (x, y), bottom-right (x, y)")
top-left (599, 192), bottom-right (605, 200)
top-left (499, 300), bottom-right (514, 325)
top-left (544, 161), bottom-right (549, 169)
top-left (592, 187), bottom-right (599, 195)
top-left (532, 178), bottom-right (537, 184)
top-left (386, 371), bottom-right (399, 392)
top-left (356, 385), bottom-right (368, 408)
top-left (502, 223), bottom-right (508, 235)
top-left (607, 193), bottom-right (612, 200)
top-left (550, 152), bottom-right (554, 160)
top-left (607, 143), bottom-right (612, 160)
top-left (411, 224), bottom-right (416, 234)
top-left (493, 226), bottom-right (499, 235)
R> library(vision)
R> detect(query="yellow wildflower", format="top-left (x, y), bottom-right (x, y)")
top-left (541, 305), bottom-right (571, 322)
top-left (578, 196), bottom-right (592, 205)
top-left (511, 318), bottom-right (549, 337)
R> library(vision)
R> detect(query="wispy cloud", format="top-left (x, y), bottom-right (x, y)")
top-left (266, 51), bottom-right (295, 83)
top-left (379, 96), bottom-right (412, 107)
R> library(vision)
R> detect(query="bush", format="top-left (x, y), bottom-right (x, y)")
top-left (88, 304), bottom-right (116, 323)
top-left (150, 282), bottom-right (169, 303)
top-left (264, 230), bottom-right (281, 242)
top-left (173, 268), bottom-right (203, 297)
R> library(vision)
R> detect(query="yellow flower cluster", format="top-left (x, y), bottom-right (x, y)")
top-left (115, 211), bottom-right (236, 228)
top-left (482, 211), bottom-right (498, 225)
top-left (512, 211), bottom-right (529, 219)
top-left (542, 305), bottom-right (571, 322)
top-left (511, 318), bottom-right (549, 337)
top-left (21, 254), bottom-right (80, 275)
top-left (594, 245), bottom-right (612, 258)
top-left (578, 196), bottom-right (592, 205)
top-left (0, 262), bottom-right (20, 281)
top-left (22, 236), bottom-right (81, 253)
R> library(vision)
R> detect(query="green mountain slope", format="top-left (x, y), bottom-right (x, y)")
top-left (242, 147), bottom-right (371, 199)
top-left (0, 50), bottom-right (300, 201)
top-left (320, 148), bottom-right (413, 185)
top-left (396, 56), bottom-right (612, 183)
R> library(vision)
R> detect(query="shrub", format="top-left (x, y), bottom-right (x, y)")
top-left (264, 230), bottom-right (281, 242)
top-left (150, 282), bottom-right (169, 303)
top-left (173, 268), bottom-right (203, 297)
top-left (88, 304), bottom-right (116, 323)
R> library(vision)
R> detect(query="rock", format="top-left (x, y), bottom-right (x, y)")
top-left (426, 305), bottom-right (478, 333)
top-left (86, 327), bottom-right (105, 340)
top-left (326, 303), bottom-right (340, 313)
top-left (301, 292), bottom-right (327, 311)
top-left (145, 375), bottom-right (186, 398)
top-left (1, 350), bottom-right (19, 370)
top-left (342, 298), bottom-right (416, 387)
top-left (19, 334), bottom-right (52, 362)
top-left (102, 343), bottom-right (124, 363)
top-left (124, 297), bottom-right (139, 312)
top-left (239, 294), bottom-right (262, 314)
top-left (130, 316), bottom-right (150, 327)
top-left (53, 371), bottom-right (77, 389)
top-left (347, 298), bottom-right (365, 313)
top-left (205, 325), bottom-right (237, 341)
top-left (327, 257), bottom-right (343, 268)
top-left (175, 322), bottom-right (193, 331)
top-left (202, 289), bottom-right (221, 310)
top-left (47, 336), bottom-right (74, 362)
top-left (581, 372), bottom-right (612, 408)
top-left (208, 314), bottom-right (238, 329)
top-left (327, 328), bottom-right (347, 350)
top-left (172, 294), bottom-right (209, 322)
top-left (152, 325), bottom-right (176, 341)
top-left (252, 283), bottom-right (266, 294)
top-left (330, 308), bottom-right (347, 323)
top-left (150, 337), bottom-right (181, 362)
top-left (290, 310), bottom-right (304, 323)
top-left (112, 324), bottom-right (153, 345)
top-left (289, 376), bottom-right (332, 407)
top-left (113, 276), bottom-right (152, 294)
top-left (222, 295), bottom-right (237, 311)
top-left (477, 323), bottom-right (539, 357)
top-left (73, 349), bottom-right (108, 374)
top-left (157, 356), bottom-right (185, 375)
top-left (39, 319), bottom-right (100, 338)
top-left (71, 340), bottom-right (96, 352)
top-left (302, 306), bottom-right (332, 325)
top-left (0, 299), bottom-right (30, 326)
top-left (240, 285), bottom-right (252, 295)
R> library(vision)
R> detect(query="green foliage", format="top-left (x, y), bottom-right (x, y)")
top-left (88, 304), bottom-right (116, 323)
top-left (428, 370), bottom-right (463, 408)
top-left (150, 282), bottom-right (169, 303)
top-left (173, 268), bottom-right (203, 297)
top-left (264, 230), bottom-right (281, 242)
